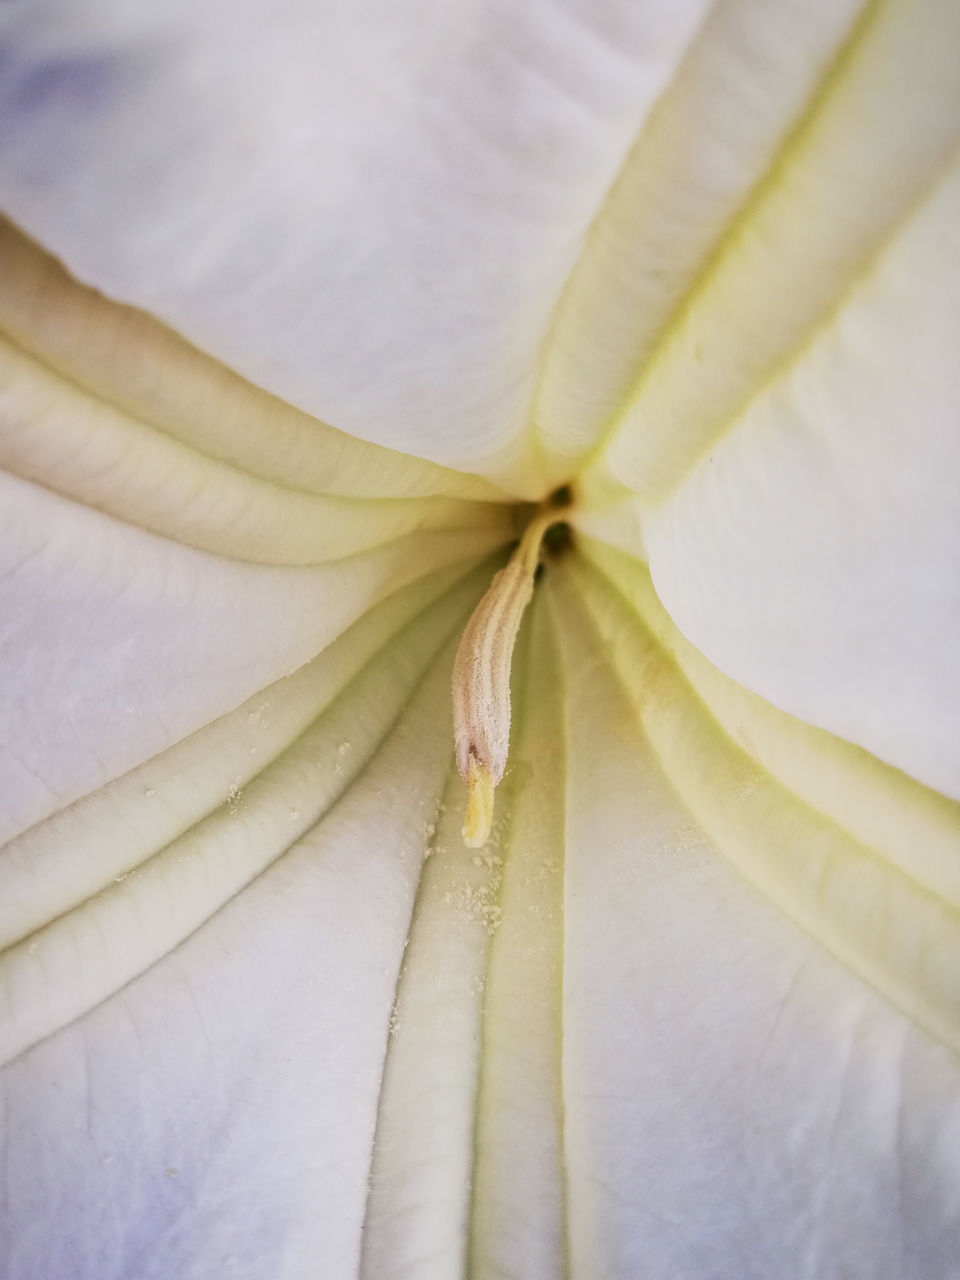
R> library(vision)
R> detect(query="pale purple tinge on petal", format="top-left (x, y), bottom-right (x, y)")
top-left (0, 0), bottom-right (959, 1277)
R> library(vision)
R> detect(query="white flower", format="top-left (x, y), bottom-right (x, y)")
top-left (0, 1), bottom-right (958, 1276)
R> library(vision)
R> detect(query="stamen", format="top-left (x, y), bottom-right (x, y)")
top-left (452, 501), bottom-right (563, 847)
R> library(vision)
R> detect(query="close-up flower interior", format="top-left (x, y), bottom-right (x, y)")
top-left (0, 0), bottom-right (958, 1276)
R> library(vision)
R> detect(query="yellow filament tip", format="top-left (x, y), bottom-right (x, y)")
top-left (462, 757), bottom-right (495, 849)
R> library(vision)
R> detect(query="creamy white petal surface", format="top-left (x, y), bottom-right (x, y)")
top-left (551, 570), bottom-right (960, 1280)
top-left (0, 470), bottom-right (506, 842)
top-left (3, 622), bottom-right (462, 1280)
top-left (0, 0), bottom-right (712, 489)
top-left (638, 146), bottom-right (960, 802)
top-left (1, 0), bottom-right (959, 1277)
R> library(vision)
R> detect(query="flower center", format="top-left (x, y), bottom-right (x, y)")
top-left (452, 488), bottom-right (571, 846)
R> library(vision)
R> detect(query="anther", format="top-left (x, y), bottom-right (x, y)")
top-left (451, 499), bottom-right (567, 847)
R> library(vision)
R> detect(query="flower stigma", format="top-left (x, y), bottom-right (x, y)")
top-left (452, 489), bottom-right (571, 847)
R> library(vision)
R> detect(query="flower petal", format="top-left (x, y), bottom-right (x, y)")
top-left (580, 537), bottom-right (960, 913)
top-left (0, 471), bottom-right (503, 841)
top-left (0, 0), bottom-right (713, 487)
top-left (1, 623), bottom-right (459, 1279)
top-left (362, 599), bottom-right (566, 1277)
top-left (0, 562), bottom-right (492, 961)
top-left (0, 327), bottom-right (509, 565)
top-left (357, 560), bottom-right (960, 1277)
top-left (567, 0), bottom-right (960, 488)
top-left (638, 152), bottom-right (960, 799)
top-left (533, 0), bottom-right (866, 472)
top-left (559, 554), bottom-right (960, 1053)
top-left (550, 557), bottom-right (960, 1278)
top-left (0, 218), bottom-right (504, 505)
